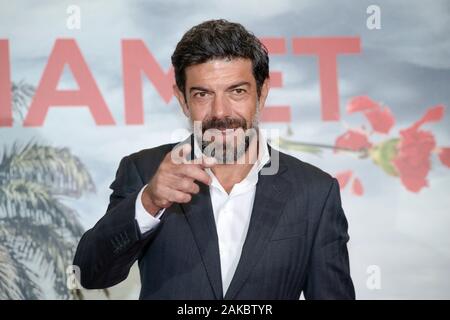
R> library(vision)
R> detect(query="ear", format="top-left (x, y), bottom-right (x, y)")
top-left (257, 78), bottom-right (270, 112)
top-left (173, 84), bottom-right (190, 117)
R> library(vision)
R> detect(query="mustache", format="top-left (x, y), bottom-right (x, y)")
top-left (202, 116), bottom-right (247, 132)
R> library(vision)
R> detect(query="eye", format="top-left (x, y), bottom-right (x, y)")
top-left (194, 91), bottom-right (208, 98)
top-left (233, 88), bottom-right (246, 95)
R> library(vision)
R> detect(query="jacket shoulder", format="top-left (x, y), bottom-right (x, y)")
top-left (124, 142), bottom-right (176, 181)
top-left (278, 149), bottom-right (336, 188)
top-left (127, 142), bottom-right (175, 162)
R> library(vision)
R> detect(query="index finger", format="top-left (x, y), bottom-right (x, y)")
top-left (178, 163), bottom-right (212, 186)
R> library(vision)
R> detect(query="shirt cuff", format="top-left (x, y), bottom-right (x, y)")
top-left (135, 184), bottom-right (165, 234)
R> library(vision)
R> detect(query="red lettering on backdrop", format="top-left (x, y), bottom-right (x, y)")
top-left (260, 38), bottom-right (291, 122)
top-left (292, 37), bottom-right (360, 121)
top-left (0, 40), bottom-right (12, 127)
top-left (4, 37), bottom-right (362, 126)
top-left (122, 40), bottom-right (174, 125)
top-left (23, 39), bottom-right (115, 126)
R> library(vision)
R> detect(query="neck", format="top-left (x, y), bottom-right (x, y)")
top-left (211, 134), bottom-right (261, 194)
top-left (211, 162), bottom-right (253, 194)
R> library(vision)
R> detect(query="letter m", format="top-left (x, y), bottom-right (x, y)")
top-left (122, 40), bottom-right (174, 124)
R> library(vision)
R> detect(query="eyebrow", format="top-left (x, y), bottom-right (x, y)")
top-left (189, 86), bottom-right (211, 93)
top-left (189, 81), bottom-right (251, 93)
top-left (227, 81), bottom-right (251, 90)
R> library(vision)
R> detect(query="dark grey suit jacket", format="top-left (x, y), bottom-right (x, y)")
top-left (73, 139), bottom-right (355, 300)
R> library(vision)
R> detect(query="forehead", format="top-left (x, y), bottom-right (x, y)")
top-left (184, 58), bottom-right (254, 86)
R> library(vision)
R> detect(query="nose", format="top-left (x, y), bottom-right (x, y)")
top-left (211, 93), bottom-right (232, 118)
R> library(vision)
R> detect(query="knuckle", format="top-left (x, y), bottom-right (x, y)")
top-left (184, 180), bottom-right (193, 190)
top-left (161, 200), bottom-right (170, 207)
top-left (175, 194), bottom-right (185, 203)
top-left (177, 179), bottom-right (190, 191)
top-left (179, 165), bottom-right (189, 175)
top-left (192, 183), bottom-right (200, 193)
top-left (177, 179), bottom-right (186, 189)
top-left (176, 193), bottom-right (190, 203)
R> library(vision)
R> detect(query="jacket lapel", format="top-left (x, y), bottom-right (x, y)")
top-left (178, 136), bottom-right (292, 300)
top-left (181, 175), bottom-right (224, 300)
top-left (224, 156), bottom-right (292, 299)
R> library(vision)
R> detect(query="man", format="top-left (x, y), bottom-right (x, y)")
top-left (73, 19), bottom-right (355, 300)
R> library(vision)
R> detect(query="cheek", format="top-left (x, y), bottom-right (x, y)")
top-left (231, 100), bottom-right (256, 121)
top-left (188, 107), bottom-right (208, 122)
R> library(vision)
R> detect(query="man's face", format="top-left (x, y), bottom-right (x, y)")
top-left (174, 58), bottom-right (269, 163)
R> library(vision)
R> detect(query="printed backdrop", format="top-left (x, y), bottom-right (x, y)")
top-left (1, 0), bottom-right (449, 299)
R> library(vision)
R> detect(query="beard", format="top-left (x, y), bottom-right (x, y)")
top-left (191, 106), bottom-right (260, 164)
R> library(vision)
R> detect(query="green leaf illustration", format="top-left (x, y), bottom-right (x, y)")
top-left (369, 138), bottom-right (400, 176)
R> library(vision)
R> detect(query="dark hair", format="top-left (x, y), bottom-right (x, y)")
top-left (171, 19), bottom-right (269, 98)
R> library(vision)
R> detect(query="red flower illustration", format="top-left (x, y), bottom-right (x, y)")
top-left (392, 105), bottom-right (444, 192)
top-left (335, 129), bottom-right (371, 152)
top-left (335, 170), bottom-right (352, 189)
top-left (334, 170), bottom-right (364, 196)
top-left (347, 96), bottom-right (380, 113)
top-left (392, 129), bottom-right (436, 192)
top-left (278, 97), bottom-right (448, 195)
top-left (439, 148), bottom-right (450, 168)
top-left (364, 107), bottom-right (395, 134)
top-left (351, 178), bottom-right (364, 196)
top-left (409, 105), bottom-right (444, 131)
top-left (347, 95), bottom-right (395, 134)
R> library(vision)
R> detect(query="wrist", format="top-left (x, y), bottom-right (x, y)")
top-left (141, 187), bottom-right (162, 216)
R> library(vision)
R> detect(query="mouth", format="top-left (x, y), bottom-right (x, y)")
top-left (204, 126), bottom-right (242, 134)
top-left (219, 128), bottom-right (237, 134)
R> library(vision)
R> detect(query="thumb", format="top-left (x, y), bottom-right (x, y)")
top-left (201, 155), bottom-right (217, 168)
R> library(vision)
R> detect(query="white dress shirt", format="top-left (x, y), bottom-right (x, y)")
top-left (135, 132), bottom-right (270, 294)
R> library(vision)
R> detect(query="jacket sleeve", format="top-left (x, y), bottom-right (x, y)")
top-left (303, 178), bottom-right (356, 300)
top-left (73, 155), bottom-right (160, 289)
